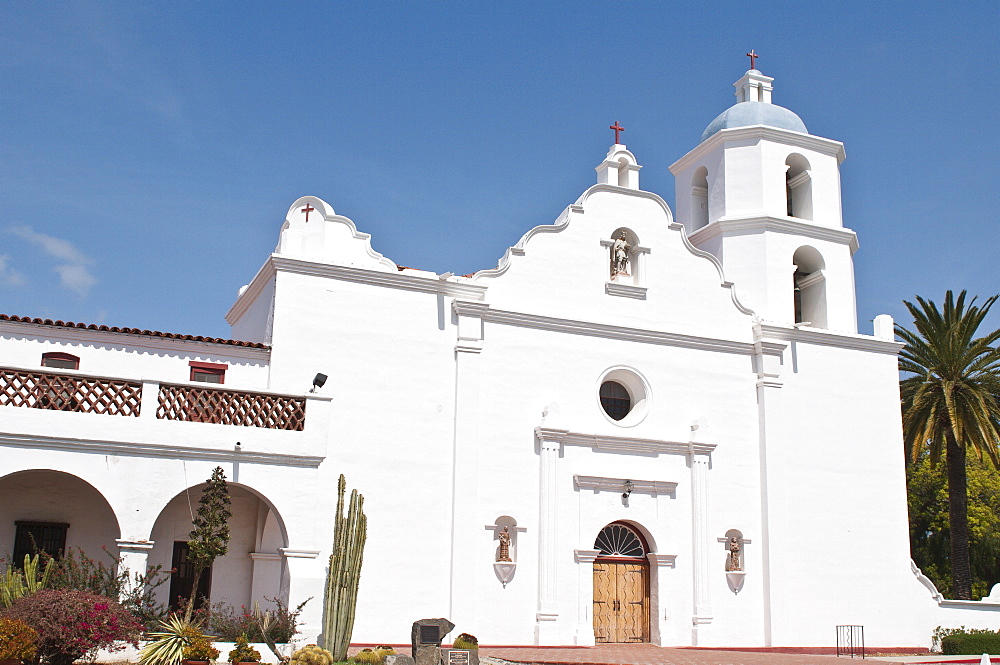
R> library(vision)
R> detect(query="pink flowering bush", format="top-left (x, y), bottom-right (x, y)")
top-left (2, 589), bottom-right (142, 665)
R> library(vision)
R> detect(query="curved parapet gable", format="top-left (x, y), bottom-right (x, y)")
top-left (275, 196), bottom-right (398, 272)
top-left (470, 184), bottom-right (756, 327)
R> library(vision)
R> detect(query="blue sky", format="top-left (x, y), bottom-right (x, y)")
top-left (2, 1), bottom-right (998, 338)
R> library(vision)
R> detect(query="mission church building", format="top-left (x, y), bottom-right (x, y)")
top-left (2, 62), bottom-right (998, 649)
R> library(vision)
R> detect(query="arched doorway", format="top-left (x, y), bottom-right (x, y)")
top-left (148, 482), bottom-right (288, 611)
top-left (592, 522), bottom-right (650, 643)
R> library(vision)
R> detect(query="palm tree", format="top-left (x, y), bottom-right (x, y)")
top-left (897, 290), bottom-right (1000, 599)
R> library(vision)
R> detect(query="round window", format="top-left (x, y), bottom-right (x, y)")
top-left (596, 366), bottom-right (650, 427)
top-left (599, 381), bottom-right (631, 420)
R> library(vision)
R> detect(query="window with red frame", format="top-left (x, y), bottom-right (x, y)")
top-left (189, 361), bottom-right (226, 384)
top-left (41, 352), bottom-right (80, 370)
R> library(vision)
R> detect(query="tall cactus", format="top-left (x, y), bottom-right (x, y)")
top-left (319, 474), bottom-right (367, 661)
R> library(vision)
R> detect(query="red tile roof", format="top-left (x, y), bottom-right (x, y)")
top-left (0, 314), bottom-right (269, 349)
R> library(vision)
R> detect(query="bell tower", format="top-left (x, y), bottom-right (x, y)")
top-left (669, 62), bottom-right (859, 333)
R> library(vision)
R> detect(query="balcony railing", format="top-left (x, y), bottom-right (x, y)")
top-left (0, 367), bottom-right (141, 416)
top-left (156, 383), bottom-right (305, 431)
top-left (0, 367), bottom-right (306, 431)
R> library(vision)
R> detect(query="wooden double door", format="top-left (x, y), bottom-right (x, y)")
top-left (593, 560), bottom-right (649, 643)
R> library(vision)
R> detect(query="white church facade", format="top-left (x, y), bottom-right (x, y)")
top-left (2, 66), bottom-right (998, 649)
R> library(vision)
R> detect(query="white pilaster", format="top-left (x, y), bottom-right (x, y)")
top-left (689, 449), bottom-right (712, 634)
top-left (535, 430), bottom-right (562, 645)
top-left (279, 548), bottom-right (322, 643)
top-left (249, 552), bottom-right (283, 606)
top-left (115, 539), bottom-right (154, 603)
top-left (753, 324), bottom-right (785, 647)
top-left (450, 300), bottom-right (486, 628)
top-left (573, 549), bottom-right (601, 645)
top-left (647, 553), bottom-right (677, 646)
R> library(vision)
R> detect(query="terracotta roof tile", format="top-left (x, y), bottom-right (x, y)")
top-left (0, 314), bottom-right (269, 349)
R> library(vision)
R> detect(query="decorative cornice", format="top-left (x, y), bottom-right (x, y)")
top-left (574, 549), bottom-right (602, 563)
top-left (0, 320), bottom-right (270, 361)
top-left (669, 125), bottom-right (846, 174)
top-left (647, 553), bottom-right (677, 568)
top-left (279, 548), bottom-right (321, 559)
top-left (689, 215), bottom-right (860, 255)
top-left (250, 552), bottom-right (283, 561)
top-left (574, 475), bottom-right (677, 496)
top-left (226, 258), bottom-right (277, 326)
top-left (452, 301), bottom-right (755, 356)
top-left (536, 427), bottom-right (716, 456)
top-left (269, 255), bottom-right (487, 300)
top-left (0, 432), bottom-right (324, 468)
top-left (116, 539), bottom-right (154, 552)
top-left (605, 283), bottom-right (647, 300)
top-left (758, 323), bottom-right (904, 354)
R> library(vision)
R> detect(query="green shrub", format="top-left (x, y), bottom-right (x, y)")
top-left (2, 589), bottom-right (142, 665)
top-left (44, 547), bottom-right (169, 628)
top-left (183, 636), bottom-right (221, 662)
top-left (228, 635), bottom-right (262, 663)
top-left (0, 617), bottom-right (39, 660)
top-left (942, 631), bottom-right (1000, 655)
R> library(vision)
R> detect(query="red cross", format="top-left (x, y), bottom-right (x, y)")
top-left (301, 204), bottom-right (315, 222)
top-left (610, 121), bottom-right (625, 144)
top-left (746, 49), bottom-right (760, 70)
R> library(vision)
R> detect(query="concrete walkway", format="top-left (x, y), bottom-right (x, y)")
top-left (478, 644), bottom-right (904, 665)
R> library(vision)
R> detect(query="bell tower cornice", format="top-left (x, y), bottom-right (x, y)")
top-left (669, 126), bottom-right (845, 175)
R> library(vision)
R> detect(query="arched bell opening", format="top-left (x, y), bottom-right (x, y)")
top-left (592, 522), bottom-right (650, 644)
top-left (792, 245), bottom-right (827, 328)
top-left (691, 166), bottom-right (709, 230)
top-left (785, 154), bottom-right (813, 220)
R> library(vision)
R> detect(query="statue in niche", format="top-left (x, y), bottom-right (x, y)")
top-left (726, 536), bottom-right (742, 571)
top-left (497, 526), bottom-right (512, 562)
top-left (610, 231), bottom-right (631, 279)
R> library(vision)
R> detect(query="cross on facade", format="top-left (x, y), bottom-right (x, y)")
top-left (746, 49), bottom-right (760, 70)
top-left (610, 121), bottom-right (625, 144)
top-left (301, 204), bottom-right (315, 222)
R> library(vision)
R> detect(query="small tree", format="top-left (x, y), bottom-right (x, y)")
top-left (184, 466), bottom-right (232, 621)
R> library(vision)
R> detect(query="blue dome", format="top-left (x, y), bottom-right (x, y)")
top-left (701, 101), bottom-right (808, 142)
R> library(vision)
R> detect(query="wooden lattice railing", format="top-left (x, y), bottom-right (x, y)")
top-left (156, 384), bottom-right (306, 431)
top-left (0, 367), bottom-right (142, 416)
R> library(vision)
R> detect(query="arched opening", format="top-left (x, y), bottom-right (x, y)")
top-left (691, 166), bottom-right (709, 230)
top-left (592, 522), bottom-right (650, 643)
top-left (617, 157), bottom-right (630, 188)
top-left (785, 154), bottom-right (812, 220)
top-left (0, 470), bottom-right (120, 566)
top-left (148, 482), bottom-right (289, 612)
top-left (792, 246), bottom-right (827, 328)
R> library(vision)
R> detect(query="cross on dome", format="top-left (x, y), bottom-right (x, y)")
top-left (301, 204), bottom-right (315, 222)
top-left (746, 49), bottom-right (760, 70)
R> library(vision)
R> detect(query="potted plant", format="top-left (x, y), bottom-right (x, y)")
top-left (182, 635), bottom-right (220, 665)
top-left (0, 617), bottom-right (38, 665)
top-left (228, 636), bottom-right (261, 665)
top-left (140, 614), bottom-right (206, 665)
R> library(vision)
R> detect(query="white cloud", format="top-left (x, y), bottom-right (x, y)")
top-left (0, 255), bottom-right (27, 287)
top-left (9, 225), bottom-right (97, 296)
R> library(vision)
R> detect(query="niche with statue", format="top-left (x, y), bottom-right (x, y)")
top-left (487, 516), bottom-right (524, 588)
